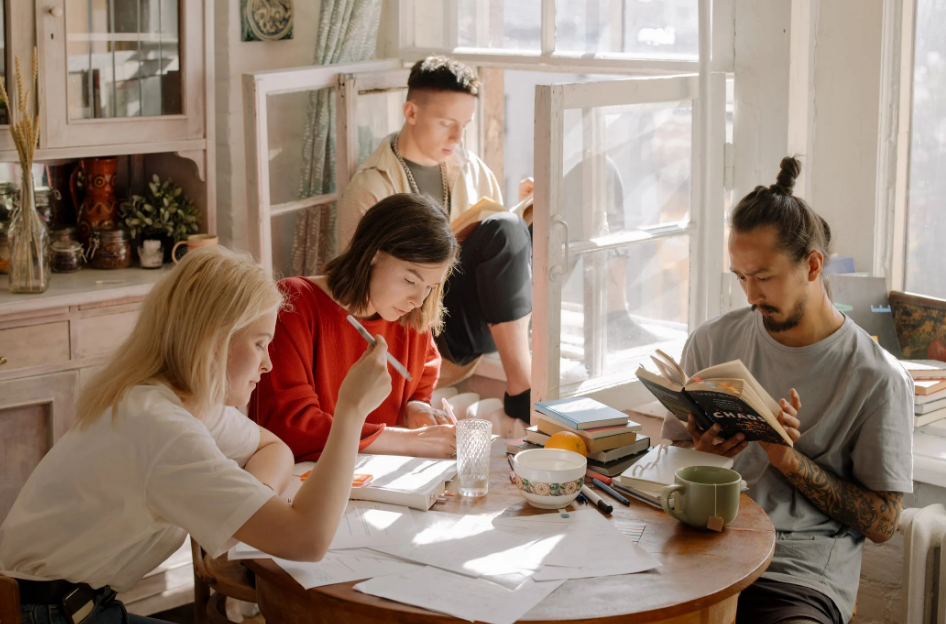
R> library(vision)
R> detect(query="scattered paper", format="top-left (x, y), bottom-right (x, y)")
top-left (532, 543), bottom-right (661, 580)
top-left (272, 551), bottom-right (422, 589)
top-left (355, 566), bottom-right (565, 624)
top-left (328, 501), bottom-right (417, 550)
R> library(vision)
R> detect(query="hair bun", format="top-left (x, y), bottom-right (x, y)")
top-left (772, 156), bottom-right (801, 196)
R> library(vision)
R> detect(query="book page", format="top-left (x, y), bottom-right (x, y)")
top-left (692, 360), bottom-right (781, 415)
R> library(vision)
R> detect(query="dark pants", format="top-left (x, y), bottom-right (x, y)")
top-left (736, 578), bottom-right (843, 624)
top-left (438, 212), bottom-right (532, 365)
top-left (20, 587), bottom-right (169, 624)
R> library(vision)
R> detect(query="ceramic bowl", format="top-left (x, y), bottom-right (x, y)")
top-left (512, 448), bottom-right (587, 509)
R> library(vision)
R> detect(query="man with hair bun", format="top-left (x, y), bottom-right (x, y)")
top-left (338, 56), bottom-right (533, 426)
top-left (662, 157), bottom-right (913, 624)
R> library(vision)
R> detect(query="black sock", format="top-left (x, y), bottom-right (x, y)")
top-left (503, 389), bottom-right (531, 424)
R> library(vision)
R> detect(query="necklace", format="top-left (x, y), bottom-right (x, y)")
top-left (391, 134), bottom-right (450, 212)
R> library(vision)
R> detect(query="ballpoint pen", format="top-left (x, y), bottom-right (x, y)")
top-left (346, 314), bottom-right (413, 381)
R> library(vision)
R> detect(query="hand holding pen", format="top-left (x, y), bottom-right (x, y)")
top-left (346, 315), bottom-right (413, 381)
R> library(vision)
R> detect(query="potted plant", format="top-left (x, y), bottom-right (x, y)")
top-left (121, 175), bottom-right (200, 267)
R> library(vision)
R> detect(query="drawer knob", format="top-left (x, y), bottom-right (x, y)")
top-left (0, 356), bottom-right (7, 366)
top-left (49, 6), bottom-right (63, 17)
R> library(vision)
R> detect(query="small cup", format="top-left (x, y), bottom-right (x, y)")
top-left (456, 418), bottom-right (492, 497)
top-left (661, 466), bottom-right (741, 531)
top-left (172, 233), bottom-right (219, 263)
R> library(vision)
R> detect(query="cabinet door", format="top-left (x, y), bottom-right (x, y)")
top-left (36, 0), bottom-right (205, 149)
top-left (0, 371), bottom-right (79, 523)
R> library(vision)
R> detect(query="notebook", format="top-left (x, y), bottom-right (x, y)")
top-left (534, 397), bottom-right (629, 430)
top-left (286, 454), bottom-right (457, 512)
top-left (615, 444), bottom-right (735, 501)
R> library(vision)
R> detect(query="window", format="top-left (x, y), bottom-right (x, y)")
top-left (905, 0), bottom-right (946, 298)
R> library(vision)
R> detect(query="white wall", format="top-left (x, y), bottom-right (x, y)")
top-left (215, 0), bottom-right (324, 254)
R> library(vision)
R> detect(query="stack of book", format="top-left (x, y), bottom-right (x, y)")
top-left (903, 360), bottom-right (946, 427)
top-left (517, 397), bottom-right (650, 477)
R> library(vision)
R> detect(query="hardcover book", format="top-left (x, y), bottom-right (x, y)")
top-left (533, 397), bottom-right (630, 430)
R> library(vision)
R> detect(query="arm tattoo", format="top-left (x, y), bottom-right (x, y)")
top-left (783, 450), bottom-right (903, 542)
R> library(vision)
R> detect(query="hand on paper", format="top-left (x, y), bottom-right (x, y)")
top-left (759, 388), bottom-right (803, 472)
top-left (407, 424), bottom-right (458, 459)
top-left (337, 335), bottom-right (393, 419)
top-left (686, 415), bottom-right (748, 458)
top-left (405, 401), bottom-right (456, 428)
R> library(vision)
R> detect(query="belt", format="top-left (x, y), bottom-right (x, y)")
top-left (16, 578), bottom-right (100, 623)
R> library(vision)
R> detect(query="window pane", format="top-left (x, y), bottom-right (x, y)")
top-left (556, 0), bottom-right (698, 59)
top-left (560, 237), bottom-right (689, 389)
top-left (561, 99), bottom-right (692, 237)
top-left (268, 88), bottom-right (335, 206)
top-left (355, 88), bottom-right (407, 167)
top-left (458, 0), bottom-right (541, 50)
top-left (905, 0), bottom-right (946, 298)
top-left (65, 0), bottom-right (182, 120)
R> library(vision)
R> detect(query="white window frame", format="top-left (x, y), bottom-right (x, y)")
top-left (532, 72), bottom-right (726, 410)
top-left (242, 59), bottom-right (402, 275)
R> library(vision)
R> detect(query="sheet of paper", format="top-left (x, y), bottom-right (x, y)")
top-left (354, 566), bottom-right (565, 624)
top-left (328, 501), bottom-right (416, 549)
top-left (532, 543), bottom-right (661, 580)
top-left (272, 552), bottom-right (422, 589)
top-left (372, 510), bottom-right (569, 577)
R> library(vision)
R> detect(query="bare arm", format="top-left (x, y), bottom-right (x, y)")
top-left (779, 451), bottom-right (903, 543)
top-left (243, 426), bottom-right (294, 494)
top-left (233, 338), bottom-right (393, 561)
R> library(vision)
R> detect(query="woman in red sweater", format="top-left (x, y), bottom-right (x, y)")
top-left (250, 193), bottom-right (459, 460)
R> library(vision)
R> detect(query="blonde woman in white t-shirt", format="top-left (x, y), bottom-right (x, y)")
top-left (0, 247), bottom-right (393, 624)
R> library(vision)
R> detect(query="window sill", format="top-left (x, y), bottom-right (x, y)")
top-left (913, 431), bottom-right (946, 488)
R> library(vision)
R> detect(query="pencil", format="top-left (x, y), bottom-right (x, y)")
top-left (345, 315), bottom-right (413, 381)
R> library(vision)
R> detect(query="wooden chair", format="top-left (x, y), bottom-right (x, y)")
top-left (191, 538), bottom-right (257, 624)
top-left (0, 574), bottom-right (21, 624)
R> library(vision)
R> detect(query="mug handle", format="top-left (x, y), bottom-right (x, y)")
top-left (171, 240), bottom-right (187, 263)
top-left (661, 483), bottom-right (688, 524)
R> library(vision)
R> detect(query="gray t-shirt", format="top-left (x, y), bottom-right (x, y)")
top-left (661, 308), bottom-right (913, 623)
top-left (404, 158), bottom-right (447, 210)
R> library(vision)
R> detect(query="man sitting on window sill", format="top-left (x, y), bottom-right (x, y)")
top-left (338, 55), bottom-right (533, 424)
top-left (661, 157), bottom-right (913, 624)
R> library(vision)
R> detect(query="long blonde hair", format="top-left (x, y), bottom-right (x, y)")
top-left (75, 246), bottom-right (285, 428)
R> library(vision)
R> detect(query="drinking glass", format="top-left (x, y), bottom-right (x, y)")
top-left (456, 418), bottom-right (492, 497)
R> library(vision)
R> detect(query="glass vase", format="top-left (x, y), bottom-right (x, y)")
top-left (8, 173), bottom-right (51, 293)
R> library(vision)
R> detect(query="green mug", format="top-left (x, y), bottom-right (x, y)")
top-left (661, 465), bottom-right (741, 530)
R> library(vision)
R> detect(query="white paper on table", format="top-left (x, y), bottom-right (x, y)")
top-left (354, 566), bottom-right (565, 624)
top-left (372, 510), bottom-right (569, 577)
top-left (271, 552), bottom-right (423, 589)
top-left (328, 501), bottom-right (416, 549)
top-left (229, 542), bottom-right (267, 560)
top-left (532, 544), bottom-right (661, 580)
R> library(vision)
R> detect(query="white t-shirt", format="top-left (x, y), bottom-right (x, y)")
top-left (0, 384), bottom-right (274, 592)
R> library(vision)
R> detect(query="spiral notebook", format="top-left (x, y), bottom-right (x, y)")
top-left (614, 444), bottom-right (734, 502)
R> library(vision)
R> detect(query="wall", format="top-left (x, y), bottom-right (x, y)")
top-left (215, 0), bottom-right (324, 258)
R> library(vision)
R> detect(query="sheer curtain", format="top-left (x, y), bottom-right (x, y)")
top-left (291, 0), bottom-right (382, 276)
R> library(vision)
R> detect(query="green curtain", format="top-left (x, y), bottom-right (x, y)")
top-left (291, 0), bottom-right (382, 276)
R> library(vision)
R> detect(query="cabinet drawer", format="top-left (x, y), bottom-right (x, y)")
top-left (0, 322), bottom-right (71, 371)
top-left (76, 311), bottom-right (139, 359)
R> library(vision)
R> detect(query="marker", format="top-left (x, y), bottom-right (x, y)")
top-left (592, 478), bottom-right (630, 506)
top-left (441, 398), bottom-right (459, 424)
top-left (580, 485), bottom-right (613, 514)
top-left (346, 314), bottom-right (412, 381)
top-left (586, 469), bottom-right (611, 485)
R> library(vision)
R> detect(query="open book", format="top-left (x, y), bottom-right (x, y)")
top-left (635, 350), bottom-right (793, 446)
top-left (450, 195), bottom-right (533, 241)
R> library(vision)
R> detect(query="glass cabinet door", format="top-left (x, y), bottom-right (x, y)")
top-left (38, 0), bottom-right (205, 149)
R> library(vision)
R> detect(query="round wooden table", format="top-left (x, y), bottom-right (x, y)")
top-left (247, 442), bottom-right (775, 624)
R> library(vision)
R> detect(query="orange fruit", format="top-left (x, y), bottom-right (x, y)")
top-left (545, 431), bottom-right (587, 457)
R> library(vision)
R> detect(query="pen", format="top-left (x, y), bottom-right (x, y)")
top-left (580, 484), bottom-right (613, 514)
top-left (586, 470), bottom-right (612, 485)
top-left (611, 482), bottom-right (662, 509)
top-left (346, 314), bottom-right (413, 381)
top-left (592, 478), bottom-right (630, 506)
top-left (441, 398), bottom-right (459, 424)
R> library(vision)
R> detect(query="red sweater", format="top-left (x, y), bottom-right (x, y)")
top-left (249, 277), bottom-right (441, 461)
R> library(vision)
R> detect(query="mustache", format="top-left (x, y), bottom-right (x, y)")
top-left (751, 304), bottom-right (780, 314)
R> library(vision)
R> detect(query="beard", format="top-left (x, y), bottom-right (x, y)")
top-left (753, 296), bottom-right (807, 333)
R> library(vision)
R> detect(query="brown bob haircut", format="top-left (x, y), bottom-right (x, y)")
top-left (325, 193), bottom-right (459, 334)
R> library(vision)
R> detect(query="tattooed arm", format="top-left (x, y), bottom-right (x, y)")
top-left (759, 389), bottom-right (903, 543)
top-left (779, 451), bottom-right (903, 543)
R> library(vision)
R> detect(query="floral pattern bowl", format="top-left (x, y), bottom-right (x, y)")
top-left (512, 449), bottom-right (587, 509)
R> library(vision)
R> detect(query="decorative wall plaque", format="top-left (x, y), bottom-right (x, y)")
top-left (242, 0), bottom-right (294, 42)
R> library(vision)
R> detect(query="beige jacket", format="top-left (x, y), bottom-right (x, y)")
top-left (337, 133), bottom-right (504, 250)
